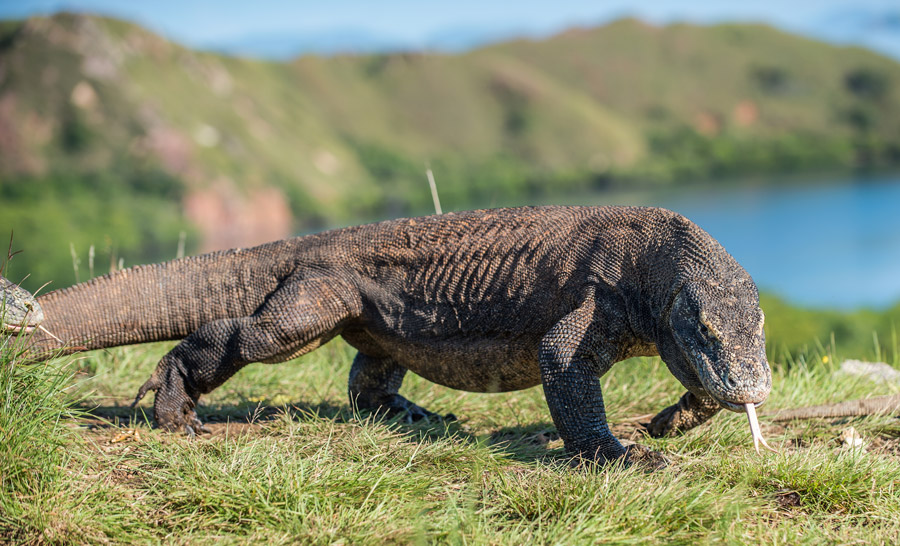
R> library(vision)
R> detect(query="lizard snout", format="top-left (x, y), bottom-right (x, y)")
top-left (704, 360), bottom-right (771, 411)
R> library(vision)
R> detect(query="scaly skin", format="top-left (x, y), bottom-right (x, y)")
top-left (1, 275), bottom-right (44, 334)
top-left (771, 394), bottom-right (900, 421)
top-left (6, 206), bottom-right (773, 466)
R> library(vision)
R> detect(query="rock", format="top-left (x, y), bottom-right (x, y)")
top-left (839, 426), bottom-right (865, 451)
top-left (840, 360), bottom-right (900, 384)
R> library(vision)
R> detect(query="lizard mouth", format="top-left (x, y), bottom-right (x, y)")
top-left (713, 396), bottom-right (765, 413)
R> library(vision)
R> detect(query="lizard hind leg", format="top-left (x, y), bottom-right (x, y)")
top-left (348, 353), bottom-right (454, 423)
top-left (132, 350), bottom-right (209, 436)
top-left (133, 277), bottom-right (359, 435)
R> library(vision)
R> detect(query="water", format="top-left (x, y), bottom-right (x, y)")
top-left (578, 174), bottom-right (900, 309)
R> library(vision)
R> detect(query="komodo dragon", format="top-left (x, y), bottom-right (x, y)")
top-left (1, 206), bottom-right (777, 465)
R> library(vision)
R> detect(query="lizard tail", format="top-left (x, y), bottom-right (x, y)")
top-left (771, 394), bottom-right (900, 421)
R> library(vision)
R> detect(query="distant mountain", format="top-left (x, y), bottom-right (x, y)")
top-left (211, 28), bottom-right (410, 59)
top-left (423, 24), bottom-right (543, 53)
top-left (205, 14), bottom-right (900, 62)
top-left (1, 13), bottom-right (899, 289)
top-left (209, 24), bottom-right (545, 59)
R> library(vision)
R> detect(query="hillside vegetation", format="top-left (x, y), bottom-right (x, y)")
top-left (1, 13), bottom-right (900, 289)
top-left (761, 294), bottom-right (900, 363)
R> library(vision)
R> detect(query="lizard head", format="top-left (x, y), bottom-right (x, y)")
top-left (668, 278), bottom-right (771, 412)
top-left (1, 276), bottom-right (43, 336)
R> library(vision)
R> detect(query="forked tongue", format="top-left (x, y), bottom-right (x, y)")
top-left (745, 403), bottom-right (777, 454)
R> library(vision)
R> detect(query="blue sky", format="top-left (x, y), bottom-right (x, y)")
top-left (2, 1), bottom-right (899, 58)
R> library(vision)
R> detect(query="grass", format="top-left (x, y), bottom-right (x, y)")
top-left (3, 332), bottom-right (900, 544)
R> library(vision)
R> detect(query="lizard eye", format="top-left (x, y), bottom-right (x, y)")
top-left (698, 321), bottom-right (718, 346)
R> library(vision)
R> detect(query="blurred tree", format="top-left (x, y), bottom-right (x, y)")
top-left (844, 68), bottom-right (890, 101)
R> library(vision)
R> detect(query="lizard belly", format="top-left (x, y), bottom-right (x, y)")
top-left (357, 329), bottom-right (543, 392)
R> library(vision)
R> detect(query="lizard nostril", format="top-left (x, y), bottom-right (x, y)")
top-left (724, 374), bottom-right (738, 390)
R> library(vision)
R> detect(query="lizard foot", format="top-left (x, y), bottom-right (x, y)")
top-left (647, 391), bottom-right (721, 438)
top-left (647, 402), bottom-right (685, 438)
top-left (354, 393), bottom-right (455, 424)
top-left (572, 444), bottom-right (669, 471)
top-left (622, 444), bottom-right (670, 471)
top-left (571, 444), bottom-right (671, 472)
top-left (167, 408), bottom-right (211, 437)
top-left (132, 361), bottom-right (210, 436)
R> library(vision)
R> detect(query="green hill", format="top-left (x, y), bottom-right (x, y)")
top-left (1, 13), bottom-right (899, 290)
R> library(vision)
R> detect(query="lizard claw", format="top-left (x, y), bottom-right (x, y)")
top-left (571, 444), bottom-right (670, 471)
top-left (402, 405), bottom-right (438, 423)
top-left (624, 444), bottom-right (671, 471)
top-left (354, 393), bottom-right (452, 425)
top-left (187, 412), bottom-right (211, 435)
top-left (131, 372), bottom-right (161, 408)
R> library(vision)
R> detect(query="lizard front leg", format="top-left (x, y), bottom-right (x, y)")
top-left (348, 353), bottom-right (453, 423)
top-left (647, 390), bottom-right (722, 438)
top-left (540, 304), bottom-right (667, 469)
